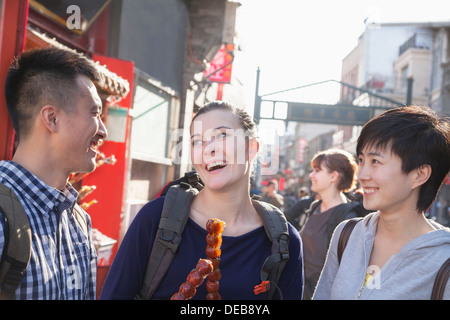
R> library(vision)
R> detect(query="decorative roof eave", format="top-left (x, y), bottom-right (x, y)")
top-left (94, 61), bottom-right (130, 98)
top-left (26, 26), bottom-right (130, 98)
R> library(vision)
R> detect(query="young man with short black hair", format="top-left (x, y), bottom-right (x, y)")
top-left (0, 47), bottom-right (107, 299)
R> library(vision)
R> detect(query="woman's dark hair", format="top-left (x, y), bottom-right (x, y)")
top-left (356, 106), bottom-right (450, 212)
top-left (5, 47), bottom-right (99, 139)
top-left (311, 148), bottom-right (358, 192)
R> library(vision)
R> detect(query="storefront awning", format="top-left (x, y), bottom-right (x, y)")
top-left (26, 26), bottom-right (130, 98)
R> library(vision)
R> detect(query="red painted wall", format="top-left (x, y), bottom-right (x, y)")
top-left (0, 0), bottom-right (28, 161)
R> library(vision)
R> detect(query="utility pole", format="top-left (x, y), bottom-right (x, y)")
top-left (406, 76), bottom-right (413, 106)
top-left (253, 67), bottom-right (261, 124)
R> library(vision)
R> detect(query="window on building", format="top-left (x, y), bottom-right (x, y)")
top-left (130, 70), bottom-right (176, 164)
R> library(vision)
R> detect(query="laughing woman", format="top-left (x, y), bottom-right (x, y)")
top-left (100, 101), bottom-right (303, 300)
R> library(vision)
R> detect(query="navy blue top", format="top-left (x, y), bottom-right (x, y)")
top-left (100, 197), bottom-right (303, 300)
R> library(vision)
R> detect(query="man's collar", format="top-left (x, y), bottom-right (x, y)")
top-left (0, 160), bottom-right (79, 217)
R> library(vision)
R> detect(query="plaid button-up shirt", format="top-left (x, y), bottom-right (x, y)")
top-left (0, 161), bottom-right (97, 299)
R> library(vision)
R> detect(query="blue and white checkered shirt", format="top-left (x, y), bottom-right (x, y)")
top-left (0, 161), bottom-right (97, 299)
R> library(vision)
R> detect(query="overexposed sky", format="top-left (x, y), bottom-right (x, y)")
top-left (233, 0), bottom-right (450, 113)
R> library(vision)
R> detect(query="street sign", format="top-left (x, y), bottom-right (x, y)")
top-left (253, 73), bottom-right (404, 126)
top-left (286, 102), bottom-right (375, 126)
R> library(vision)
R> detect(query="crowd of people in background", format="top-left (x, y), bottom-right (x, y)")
top-left (258, 173), bottom-right (450, 229)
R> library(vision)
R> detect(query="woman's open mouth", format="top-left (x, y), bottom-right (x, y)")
top-left (206, 161), bottom-right (228, 172)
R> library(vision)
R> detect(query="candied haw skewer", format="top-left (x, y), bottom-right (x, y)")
top-left (170, 259), bottom-right (213, 300)
top-left (205, 218), bottom-right (225, 300)
top-left (170, 219), bottom-right (225, 300)
top-left (205, 265), bottom-right (222, 300)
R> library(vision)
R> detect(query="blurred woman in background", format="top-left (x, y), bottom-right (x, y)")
top-left (300, 148), bottom-right (361, 299)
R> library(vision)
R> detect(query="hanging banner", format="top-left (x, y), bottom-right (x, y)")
top-left (204, 44), bottom-right (234, 83)
top-left (297, 139), bottom-right (307, 163)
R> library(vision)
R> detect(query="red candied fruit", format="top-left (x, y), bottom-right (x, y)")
top-left (170, 292), bottom-right (186, 300)
top-left (206, 234), bottom-right (222, 247)
top-left (206, 280), bottom-right (220, 293)
top-left (209, 258), bottom-right (220, 270)
top-left (196, 259), bottom-right (213, 276)
top-left (206, 246), bottom-right (221, 259)
top-left (207, 268), bottom-right (221, 281)
top-left (206, 218), bottom-right (225, 235)
top-left (179, 282), bottom-right (196, 299)
top-left (206, 292), bottom-right (221, 300)
top-left (186, 269), bottom-right (204, 287)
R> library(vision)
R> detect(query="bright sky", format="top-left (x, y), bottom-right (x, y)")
top-left (233, 0), bottom-right (450, 115)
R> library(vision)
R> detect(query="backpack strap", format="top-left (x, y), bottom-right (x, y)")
top-left (327, 202), bottom-right (361, 240)
top-left (337, 218), bottom-right (362, 264)
top-left (431, 257), bottom-right (450, 300)
top-left (298, 199), bottom-right (321, 232)
top-left (0, 182), bottom-right (89, 300)
top-left (0, 183), bottom-right (32, 300)
top-left (156, 170), bottom-right (203, 198)
top-left (135, 183), bottom-right (198, 300)
top-left (252, 200), bottom-right (290, 299)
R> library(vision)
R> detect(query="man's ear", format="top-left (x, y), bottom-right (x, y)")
top-left (248, 138), bottom-right (260, 160)
top-left (40, 105), bottom-right (58, 133)
top-left (413, 164), bottom-right (432, 188)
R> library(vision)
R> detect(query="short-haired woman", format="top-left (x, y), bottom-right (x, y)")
top-left (314, 106), bottom-right (450, 300)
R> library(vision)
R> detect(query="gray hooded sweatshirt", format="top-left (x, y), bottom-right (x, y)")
top-left (313, 211), bottom-right (450, 300)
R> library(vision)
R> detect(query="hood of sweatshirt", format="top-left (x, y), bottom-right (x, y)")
top-left (357, 211), bottom-right (450, 299)
top-left (362, 211), bottom-right (450, 249)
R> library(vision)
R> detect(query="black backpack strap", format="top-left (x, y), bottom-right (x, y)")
top-left (184, 171), bottom-right (203, 192)
top-left (326, 201), bottom-right (361, 240)
top-left (135, 183), bottom-right (198, 300)
top-left (298, 199), bottom-right (321, 232)
top-left (431, 257), bottom-right (450, 300)
top-left (252, 200), bottom-right (290, 299)
top-left (0, 183), bottom-right (32, 300)
top-left (157, 170), bottom-right (203, 198)
top-left (337, 218), bottom-right (362, 264)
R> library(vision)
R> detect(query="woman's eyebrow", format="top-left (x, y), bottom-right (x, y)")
top-left (215, 126), bottom-right (233, 130)
top-left (190, 133), bottom-right (201, 139)
top-left (359, 150), bottom-right (384, 157)
top-left (191, 126), bottom-right (234, 139)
